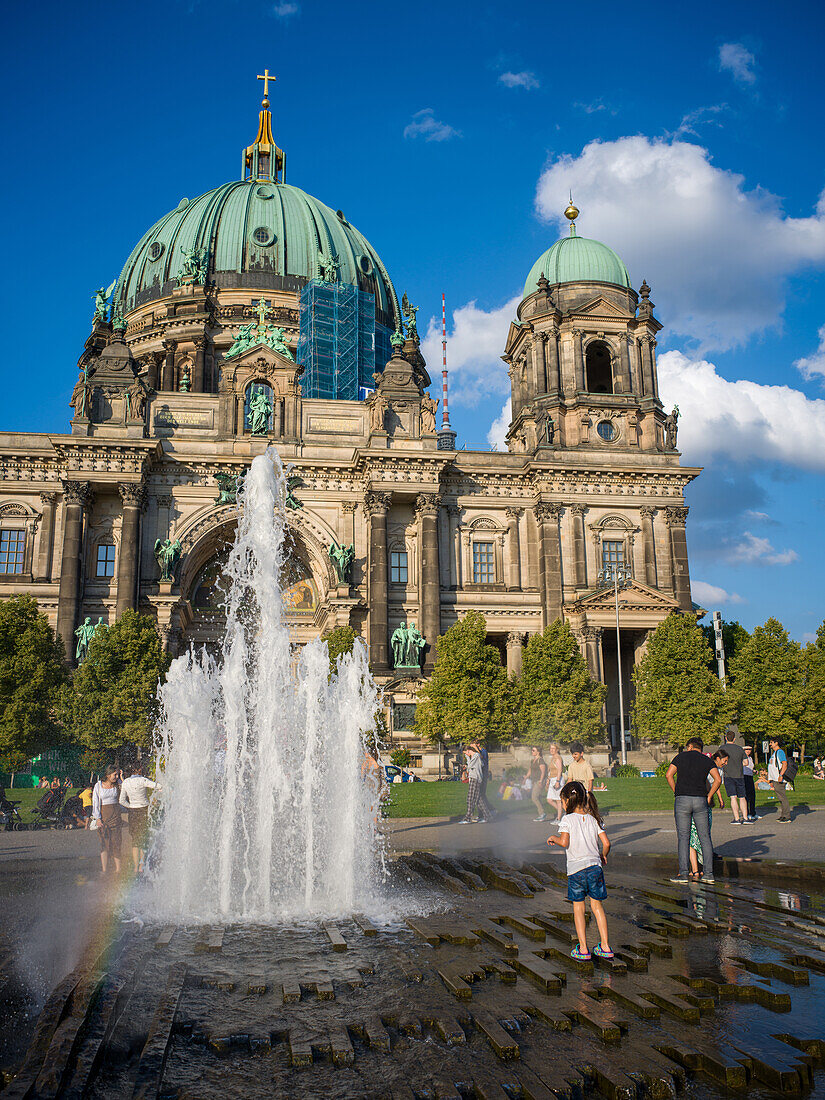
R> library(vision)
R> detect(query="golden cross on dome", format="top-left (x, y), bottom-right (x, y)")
top-left (256, 298), bottom-right (272, 330)
top-left (257, 69), bottom-right (275, 99)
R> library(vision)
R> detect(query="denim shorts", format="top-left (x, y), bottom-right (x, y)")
top-left (724, 776), bottom-right (746, 798)
top-left (567, 864), bottom-right (607, 903)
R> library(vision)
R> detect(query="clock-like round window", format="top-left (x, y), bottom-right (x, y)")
top-left (358, 254), bottom-right (373, 276)
top-left (256, 184), bottom-right (275, 199)
top-left (597, 420), bottom-right (616, 442)
top-left (252, 226), bottom-right (276, 247)
top-left (148, 241), bottom-right (164, 261)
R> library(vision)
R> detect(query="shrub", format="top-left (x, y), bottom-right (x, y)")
top-left (615, 764), bottom-right (641, 778)
top-left (656, 760), bottom-right (671, 777)
top-left (390, 747), bottom-right (412, 768)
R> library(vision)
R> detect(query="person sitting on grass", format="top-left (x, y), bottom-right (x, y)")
top-left (547, 780), bottom-right (612, 961)
top-left (814, 758), bottom-right (825, 781)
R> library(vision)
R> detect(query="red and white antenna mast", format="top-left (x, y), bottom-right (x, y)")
top-left (441, 293), bottom-right (451, 429)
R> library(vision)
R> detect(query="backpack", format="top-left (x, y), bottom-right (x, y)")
top-left (783, 759), bottom-right (798, 785)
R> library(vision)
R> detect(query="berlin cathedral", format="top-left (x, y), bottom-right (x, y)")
top-left (0, 77), bottom-right (699, 754)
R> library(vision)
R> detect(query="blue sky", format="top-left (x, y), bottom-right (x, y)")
top-left (1, 0), bottom-right (824, 640)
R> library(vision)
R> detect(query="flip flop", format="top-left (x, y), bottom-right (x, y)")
top-left (592, 943), bottom-right (614, 959)
top-left (570, 946), bottom-right (591, 961)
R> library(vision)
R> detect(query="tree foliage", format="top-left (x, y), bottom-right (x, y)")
top-left (632, 612), bottom-right (731, 745)
top-left (321, 625), bottom-right (358, 678)
top-left (61, 611), bottom-right (170, 756)
top-left (415, 611), bottom-right (511, 746)
top-left (0, 595), bottom-right (67, 762)
top-left (729, 617), bottom-right (807, 741)
top-left (516, 620), bottom-right (605, 745)
top-left (802, 620), bottom-right (825, 751)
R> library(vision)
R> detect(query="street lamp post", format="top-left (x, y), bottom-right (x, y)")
top-left (598, 564), bottom-right (632, 766)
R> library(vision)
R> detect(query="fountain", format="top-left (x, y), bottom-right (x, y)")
top-left (145, 448), bottom-right (382, 923)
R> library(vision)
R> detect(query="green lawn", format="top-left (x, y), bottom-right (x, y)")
top-left (383, 776), bottom-right (825, 818)
top-left (1, 787), bottom-right (82, 825)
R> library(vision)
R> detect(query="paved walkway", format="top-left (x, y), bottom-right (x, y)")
top-left (384, 801), bottom-right (822, 868)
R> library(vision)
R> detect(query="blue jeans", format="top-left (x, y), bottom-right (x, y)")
top-left (674, 795), bottom-right (713, 876)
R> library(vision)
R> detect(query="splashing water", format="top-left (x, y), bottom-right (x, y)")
top-left (145, 448), bottom-right (383, 922)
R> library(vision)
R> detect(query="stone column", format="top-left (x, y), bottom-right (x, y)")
top-left (570, 503), bottom-right (587, 589)
top-left (416, 493), bottom-right (441, 668)
top-left (533, 332), bottom-right (547, 395)
top-left (448, 505), bottom-right (460, 588)
top-left (640, 335), bottom-right (655, 397)
top-left (162, 340), bottom-right (177, 392)
top-left (57, 481), bottom-right (93, 661)
top-left (618, 335), bottom-right (632, 394)
top-left (572, 330), bottom-right (584, 392)
top-left (584, 627), bottom-right (603, 681)
top-left (505, 508), bottom-right (522, 590)
top-left (666, 506), bottom-right (692, 610)
top-left (546, 326), bottom-right (560, 393)
top-left (193, 338), bottom-right (206, 393)
top-left (629, 338), bottom-right (643, 395)
top-left (649, 338), bottom-right (659, 399)
top-left (37, 491), bottom-right (58, 581)
top-left (116, 483), bottom-right (145, 618)
top-left (365, 491), bottom-right (391, 670)
top-left (535, 502), bottom-right (563, 626)
top-left (506, 631), bottom-right (526, 679)
top-left (639, 507), bottom-right (657, 587)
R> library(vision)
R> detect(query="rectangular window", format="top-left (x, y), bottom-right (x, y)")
top-left (473, 541), bottom-right (495, 584)
top-left (96, 544), bottom-right (116, 578)
top-left (0, 529), bottom-right (26, 574)
top-left (390, 551), bottom-right (408, 584)
top-left (602, 540), bottom-right (625, 576)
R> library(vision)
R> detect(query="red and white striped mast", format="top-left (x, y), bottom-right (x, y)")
top-left (441, 293), bottom-right (451, 430)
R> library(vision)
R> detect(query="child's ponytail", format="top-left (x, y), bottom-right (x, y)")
top-left (559, 780), bottom-right (603, 826)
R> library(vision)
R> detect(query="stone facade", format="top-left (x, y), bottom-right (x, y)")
top-left (0, 113), bottom-right (700, 751)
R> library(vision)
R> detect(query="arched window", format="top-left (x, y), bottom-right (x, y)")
top-left (585, 341), bottom-right (613, 394)
top-left (244, 382), bottom-right (274, 434)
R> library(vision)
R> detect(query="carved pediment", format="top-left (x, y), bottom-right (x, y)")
top-left (573, 579), bottom-right (678, 613)
top-left (220, 345), bottom-right (302, 394)
top-left (571, 296), bottom-right (633, 321)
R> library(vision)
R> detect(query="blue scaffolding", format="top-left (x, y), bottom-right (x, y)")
top-left (298, 280), bottom-right (389, 401)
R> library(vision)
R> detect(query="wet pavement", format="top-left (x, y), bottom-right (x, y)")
top-left (4, 843), bottom-right (825, 1098)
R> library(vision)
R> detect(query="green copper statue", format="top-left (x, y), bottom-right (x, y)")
top-left (176, 245), bottom-right (209, 287)
top-left (401, 292), bottom-right (419, 341)
top-left (93, 280), bottom-right (116, 321)
top-left (390, 621), bottom-right (425, 669)
top-left (247, 390), bottom-right (273, 435)
top-left (263, 324), bottom-right (294, 360)
top-left (180, 365), bottom-right (191, 392)
top-left (225, 322), bottom-right (257, 360)
top-left (154, 536), bottom-right (182, 582)
top-left (74, 617), bottom-right (96, 662)
top-left (214, 469), bottom-right (245, 506)
top-left (285, 474), bottom-right (303, 511)
top-left (328, 540), bottom-right (354, 585)
top-left (319, 250), bottom-right (339, 283)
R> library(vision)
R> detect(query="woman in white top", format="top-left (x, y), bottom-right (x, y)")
top-left (119, 765), bottom-right (158, 873)
top-left (92, 764), bottom-right (122, 875)
top-left (545, 742), bottom-right (564, 822)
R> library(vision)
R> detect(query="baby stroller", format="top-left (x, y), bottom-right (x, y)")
top-left (59, 794), bottom-right (85, 829)
top-left (0, 789), bottom-right (23, 831)
top-left (31, 787), bottom-right (66, 828)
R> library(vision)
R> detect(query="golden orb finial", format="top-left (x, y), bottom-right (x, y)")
top-left (564, 195), bottom-right (579, 237)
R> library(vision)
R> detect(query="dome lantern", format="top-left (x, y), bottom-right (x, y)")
top-left (242, 69), bottom-right (286, 184)
top-left (523, 206), bottom-right (631, 299)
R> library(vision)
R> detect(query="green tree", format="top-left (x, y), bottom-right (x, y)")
top-left (632, 612), bottom-right (731, 745)
top-left (729, 617), bottom-right (806, 742)
top-left (0, 595), bottom-right (67, 763)
top-left (321, 625), bottom-right (358, 678)
top-left (414, 611), bottom-right (511, 746)
top-left (516, 620), bottom-right (605, 745)
top-left (62, 611), bottom-right (171, 756)
top-left (802, 621), bottom-right (825, 755)
top-left (701, 618), bottom-right (750, 678)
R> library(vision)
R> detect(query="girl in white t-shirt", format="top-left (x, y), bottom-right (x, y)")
top-left (547, 780), bottom-right (612, 961)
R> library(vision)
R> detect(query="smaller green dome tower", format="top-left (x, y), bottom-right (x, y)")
top-left (524, 202), bottom-right (631, 297)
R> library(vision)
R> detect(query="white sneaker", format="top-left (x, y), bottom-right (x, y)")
top-left (533, 815), bottom-right (547, 822)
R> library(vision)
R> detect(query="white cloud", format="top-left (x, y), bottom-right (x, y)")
top-left (719, 42), bottom-right (756, 85)
top-left (657, 349), bottom-right (825, 471)
top-left (692, 580), bottom-right (745, 606)
top-left (487, 399), bottom-right (511, 449)
top-left (420, 296), bottom-right (519, 406)
top-left (272, 1), bottom-right (299, 16)
top-left (670, 104), bottom-right (727, 140)
top-left (795, 323), bottom-right (825, 382)
top-left (535, 136), bottom-right (825, 350)
top-left (403, 109), bottom-right (461, 143)
top-left (803, 632), bottom-right (818, 645)
top-left (726, 532), bottom-right (798, 566)
top-left (499, 71), bottom-right (539, 90)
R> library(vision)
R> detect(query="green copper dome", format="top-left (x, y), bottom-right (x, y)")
top-left (117, 180), bottom-right (399, 326)
top-left (523, 232), bottom-right (631, 298)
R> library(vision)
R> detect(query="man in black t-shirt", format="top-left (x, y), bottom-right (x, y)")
top-left (666, 737), bottom-right (723, 884)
